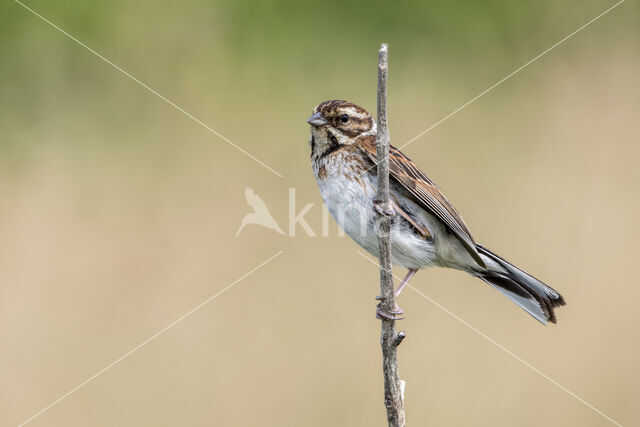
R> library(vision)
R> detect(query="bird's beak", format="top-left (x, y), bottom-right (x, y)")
top-left (306, 112), bottom-right (328, 127)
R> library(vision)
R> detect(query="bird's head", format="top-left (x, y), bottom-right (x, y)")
top-left (306, 100), bottom-right (376, 156)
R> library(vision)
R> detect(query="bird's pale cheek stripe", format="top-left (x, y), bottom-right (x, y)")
top-left (319, 131), bottom-right (343, 159)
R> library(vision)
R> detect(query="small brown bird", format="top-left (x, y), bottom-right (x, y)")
top-left (307, 100), bottom-right (565, 324)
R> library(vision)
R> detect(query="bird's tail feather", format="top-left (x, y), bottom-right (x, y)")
top-left (474, 244), bottom-right (566, 324)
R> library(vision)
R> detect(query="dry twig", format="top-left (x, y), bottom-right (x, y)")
top-left (375, 43), bottom-right (406, 427)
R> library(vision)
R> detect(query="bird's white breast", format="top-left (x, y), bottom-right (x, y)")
top-left (314, 151), bottom-right (379, 254)
top-left (313, 150), bottom-right (439, 270)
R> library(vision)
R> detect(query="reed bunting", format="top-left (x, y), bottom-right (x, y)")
top-left (307, 100), bottom-right (565, 324)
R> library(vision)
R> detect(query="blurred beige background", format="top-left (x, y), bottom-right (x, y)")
top-left (1, 0), bottom-right (639, 426)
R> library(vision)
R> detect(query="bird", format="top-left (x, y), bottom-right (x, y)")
top-left (236, 187), bottom-right (285, 236)
top-left (307, 99), bottom-right (565, 324)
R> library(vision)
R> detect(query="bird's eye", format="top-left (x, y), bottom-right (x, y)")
top-left (340, 114), bottom-right (349, 123)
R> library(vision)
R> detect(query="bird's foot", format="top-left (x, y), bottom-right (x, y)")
top-left (373, 198), bottom-right (396, 217)
top-left (375, 295), bottom-right (404, 320)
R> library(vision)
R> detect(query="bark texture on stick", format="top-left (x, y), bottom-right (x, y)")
top-left (376, 43), bottom-right (406, 427)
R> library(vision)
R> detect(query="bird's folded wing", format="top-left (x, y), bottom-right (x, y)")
top-left (359, 136), bottom-right (485, 268)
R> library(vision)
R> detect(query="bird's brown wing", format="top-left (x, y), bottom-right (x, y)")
top-left (359, 136), bottom-right (485, 268)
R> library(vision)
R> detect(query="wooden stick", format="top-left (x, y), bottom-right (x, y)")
top-left (376, 43), bottom-right (406, 427)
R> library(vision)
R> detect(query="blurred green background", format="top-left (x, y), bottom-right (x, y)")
top-left (1, 0), bottom-right (639, 426)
